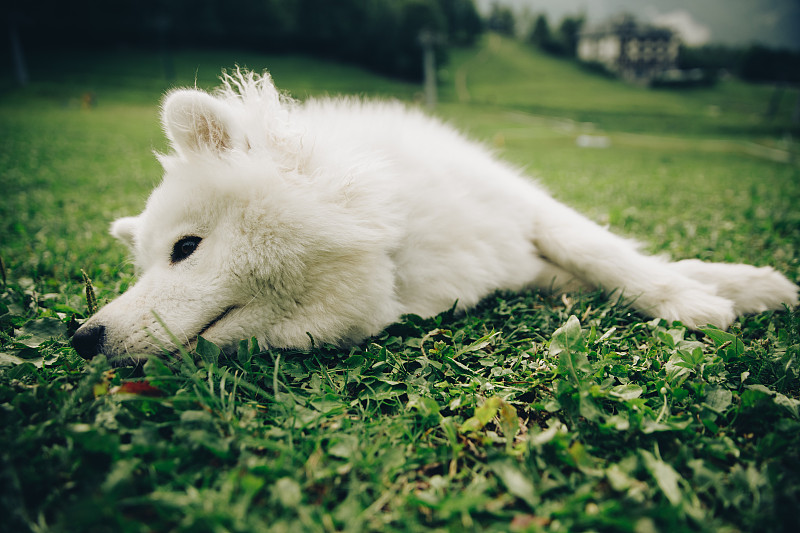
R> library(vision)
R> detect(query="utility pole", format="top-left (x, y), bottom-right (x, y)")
top-left (154, 14), bottom-right (175, 82)
top-left (9, 11), bottom-right (29, 87)
top-left (418, 30), bottom-right (439, 110)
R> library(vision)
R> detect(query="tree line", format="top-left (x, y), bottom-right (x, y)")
top-left (6, 0), bottom-right (483, 81)
top-left (680, 45), bottom-right (800, 84)
top-left (486, 5), bottom-right (584, 58)
top-left (7, 2), bottom-right (798, 84)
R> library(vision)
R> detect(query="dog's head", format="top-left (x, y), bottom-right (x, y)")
top-left (72, 72), bottom-right (400, 365)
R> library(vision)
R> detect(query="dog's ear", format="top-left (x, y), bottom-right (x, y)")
top-left (110, 216), bottom-right (139, 249)
top-left (162, 90), bottom-right (242, 156)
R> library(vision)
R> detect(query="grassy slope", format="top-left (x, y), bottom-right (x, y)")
top-left (441, 35), bottom-right (800, 138)
top-left (1, 37), bottom-right (799, 532)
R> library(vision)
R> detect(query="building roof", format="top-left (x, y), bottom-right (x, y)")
top-left (580, 15), bottom-right (675, 41)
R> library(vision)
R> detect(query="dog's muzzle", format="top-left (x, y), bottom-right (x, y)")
top-left (71, 323), bottom-right (106, 359)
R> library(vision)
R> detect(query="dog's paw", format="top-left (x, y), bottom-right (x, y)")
top-left (649, 288), bottom-right (737, 330)
top-left (725, 265), bottom-right (798, 315)
top-left (673, 260), bottom-right (798, 315)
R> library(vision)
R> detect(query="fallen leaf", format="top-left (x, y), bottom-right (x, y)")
top-left (114, 381), bottom-right (165, 397)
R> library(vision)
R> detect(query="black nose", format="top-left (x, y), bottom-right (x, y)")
top-left (71, 323), bottom-right (106, 359)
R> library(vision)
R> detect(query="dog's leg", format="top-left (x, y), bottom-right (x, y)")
top-left (672, 259), bottom-right (798, 316)
top-left (528, 259), bottom-right (591, 293)
top-left (531, 196), bottom-right (737, 329)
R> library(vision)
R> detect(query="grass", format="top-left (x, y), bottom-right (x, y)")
top-left (442, 34), bottom-right (800, 139)
top-left (1, 35), bottom-right (799, 532)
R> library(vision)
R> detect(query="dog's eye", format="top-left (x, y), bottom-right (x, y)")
top-left (171, 236), bottom-right (202, 263)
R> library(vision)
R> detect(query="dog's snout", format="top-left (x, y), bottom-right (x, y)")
top-left (71, 323), bottom-right (106, 359)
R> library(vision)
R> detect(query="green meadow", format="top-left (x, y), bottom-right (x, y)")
top-left (1, 35), bottom-right (799, 532)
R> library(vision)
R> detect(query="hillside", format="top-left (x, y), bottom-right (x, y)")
top-left (440, 34), bottom-right (799, 139)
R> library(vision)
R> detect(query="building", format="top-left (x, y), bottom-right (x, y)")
top-left (578, 16), bottom-right (680, 84)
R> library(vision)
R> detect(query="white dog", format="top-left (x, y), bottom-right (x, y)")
top-left (72, 71), bottom-right (798, 364)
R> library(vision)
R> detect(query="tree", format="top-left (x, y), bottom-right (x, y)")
top-left (8, 0), bottom-right (483, 82)
top-left (487, 2), bottom-right (516, 37)
top-left (437, 0), bottom-right (483, 45)
top-left (557, 15), bottom-right (584, 57)
top-left (529, 15), bottom-right (551, 48)
top-left (529, 14), bottom-right (584, 58)
top-left (740, 45), bottom-right (800, 83)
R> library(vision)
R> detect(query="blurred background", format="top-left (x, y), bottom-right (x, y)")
top-left (3, 0), bottom-right (799, 88)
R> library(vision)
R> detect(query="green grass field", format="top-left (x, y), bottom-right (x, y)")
top-left (1, 35), bottom-right (799, 532)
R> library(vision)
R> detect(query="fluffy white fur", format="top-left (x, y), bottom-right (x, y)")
top-left (73, 70), bottom-right (798, 364)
